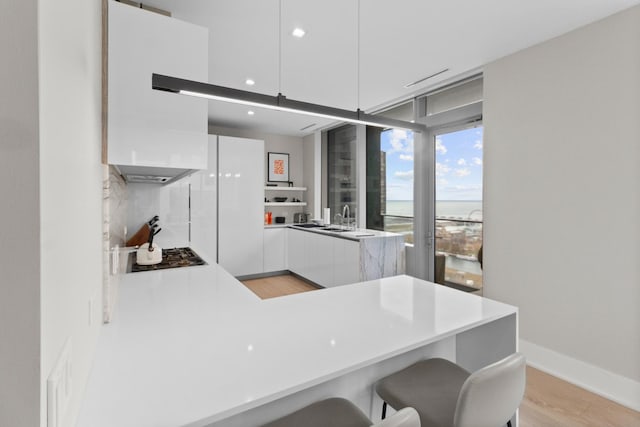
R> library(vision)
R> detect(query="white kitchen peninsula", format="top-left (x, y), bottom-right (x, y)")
top-left (286, 225), bottom-right (405, 287)
top-left (77, 262), bottom-right (518, 427)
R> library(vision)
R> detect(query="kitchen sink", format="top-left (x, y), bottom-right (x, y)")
top-left (320, 227), bottom-right (348, 232)
top-left (292, 223), bottom-right (325, 228)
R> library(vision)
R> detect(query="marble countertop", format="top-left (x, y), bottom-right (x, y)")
top-left (77, 264), bottom-right (516, 427)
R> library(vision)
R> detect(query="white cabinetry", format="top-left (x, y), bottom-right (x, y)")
top-left (108, 1), bottom-right (208, 172)
top-left (190, 135), bottom-right (218, 262)
top-left (218, 136), bottom-right (264, 276)
top-left (287, 228), bottom-right (307, 277)
top-left (333, 238), bottom-right (360, 287)
top-left (263, 228), bottom-right (287, 273)
top-left (305, 232), bottom-right (334, 286)
top-left (287, 228), bottom-right (360, 287)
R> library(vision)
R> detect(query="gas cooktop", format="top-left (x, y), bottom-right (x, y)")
top-left (129, 247), bottom-right (207, 273)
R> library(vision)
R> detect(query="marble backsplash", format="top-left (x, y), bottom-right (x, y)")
top-left (102, 165), bottom-right (128, 322)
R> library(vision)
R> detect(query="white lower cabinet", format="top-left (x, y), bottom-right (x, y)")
top-left (286, 228), bottom-right (360, 288)
top-left (263, 228), bottom-right (286, 273)
top-left (287, 228), bottom-right (307, 277)
top-left (305, 232), bottom-right (334, 286)
top-left (332, 238), bottom-right (360, 287)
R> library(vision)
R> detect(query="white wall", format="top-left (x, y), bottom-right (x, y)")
top-left (484, 5), bottom-right (640, 409)
top-left (0, 1), bottom-right (41, 425)
top-left (39, 1), bottom-right (103, 427)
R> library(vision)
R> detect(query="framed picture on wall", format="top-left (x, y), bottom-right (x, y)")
top-left (267, 152), bottom-right (289, 182)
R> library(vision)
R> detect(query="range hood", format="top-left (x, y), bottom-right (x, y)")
top-left (115, 165), bottom-right (196, 185)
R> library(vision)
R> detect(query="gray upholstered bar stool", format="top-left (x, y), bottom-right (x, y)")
top-left (376, 353), bottom-right (526, 427)
top-left (261, 397), bottom-right (421, 427)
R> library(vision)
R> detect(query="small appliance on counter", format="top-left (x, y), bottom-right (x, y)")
top-left (293, 212), bottom-right (309, 223)
top-left (136, 242), bottom-right (162, 265)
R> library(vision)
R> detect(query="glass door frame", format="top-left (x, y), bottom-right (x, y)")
top-left (414, 110), bottom-right (482, 283)
top-left (430, 121), bottom-right (484, 288)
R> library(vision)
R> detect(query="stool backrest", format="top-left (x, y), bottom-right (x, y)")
top-left (454, 352), bottom-right (526, 427)
top-left (373, 407), bottom-right (421, 427)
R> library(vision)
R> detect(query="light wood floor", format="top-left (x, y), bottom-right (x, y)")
top-left (241, 275), bottom-right (640, 426)
top-left (241, 274), bottom-right (319, 299)
top-left (521, 366), bottom-right (640, 427)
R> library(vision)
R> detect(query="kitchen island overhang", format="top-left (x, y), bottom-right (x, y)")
top-left (77, 262), bottom-right (518, 427)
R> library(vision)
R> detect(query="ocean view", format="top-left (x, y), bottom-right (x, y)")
top-left (385, 200), bottom-right (483, 220)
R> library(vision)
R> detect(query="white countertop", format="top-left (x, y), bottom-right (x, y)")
top-left (77, 264), bottom-right (516, 427)
top-left (263, 224), bottom-right (290, 229)
top-left (288, 224), bottom-right (402, 240)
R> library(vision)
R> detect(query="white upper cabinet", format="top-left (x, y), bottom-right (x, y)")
top-left (108, 1), bottom-right (208, 171)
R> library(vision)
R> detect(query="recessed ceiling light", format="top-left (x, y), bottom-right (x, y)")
top-left (248, 110), bottom-right (255, 116)
top-left (292, 28), bottom-right (306, 38)
top-left (245, 78), bottom-right (255, 86)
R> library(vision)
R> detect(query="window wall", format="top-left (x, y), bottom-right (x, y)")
top-left (366, 127), bottom-right (415, 243)
top-left (323, 77), bottom-right (484, 289)
top-left (327, 125), bottom-right (357, 225)
top-left (366, 100), bottom-right (416, 243)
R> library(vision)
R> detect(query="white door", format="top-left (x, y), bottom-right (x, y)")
top-left (218, 136), bottom-right (264, 276)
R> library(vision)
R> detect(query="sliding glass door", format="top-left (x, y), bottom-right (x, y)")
top-left (433, 125), bottom-right (483, 291)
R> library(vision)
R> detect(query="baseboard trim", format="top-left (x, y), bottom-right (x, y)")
top-left (520, 339), bottom-right (640, 412)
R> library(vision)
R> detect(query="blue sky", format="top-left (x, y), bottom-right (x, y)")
top-left (380, 126), bottom-right (483, 201)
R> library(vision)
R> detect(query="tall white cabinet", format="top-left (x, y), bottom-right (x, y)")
top-left (190, 135), bottom-right (218, 262)
top-left (218, 136), bottom-right (265, 276)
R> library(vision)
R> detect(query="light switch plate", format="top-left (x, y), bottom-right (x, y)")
top-left (47, 339), bottom-right (72, 427)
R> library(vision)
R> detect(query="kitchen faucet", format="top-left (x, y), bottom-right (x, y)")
top-left (342, 204), bottom-right (353, 230)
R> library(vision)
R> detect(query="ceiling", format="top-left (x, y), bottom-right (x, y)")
top-left (143, 0), bottom-right (639, 137)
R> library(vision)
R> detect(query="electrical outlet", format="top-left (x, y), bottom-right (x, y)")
top-left (47, 339), bottom-right (72, 427)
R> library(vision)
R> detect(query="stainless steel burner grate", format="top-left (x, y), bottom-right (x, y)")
top-left (129, 247), bottom-right (207, 273)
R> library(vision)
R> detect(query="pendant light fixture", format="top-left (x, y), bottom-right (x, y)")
top-left (151, 1), bottom-right (425, 133)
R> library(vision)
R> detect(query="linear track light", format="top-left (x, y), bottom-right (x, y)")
top-left (152, 74), bottom-right (426, 133)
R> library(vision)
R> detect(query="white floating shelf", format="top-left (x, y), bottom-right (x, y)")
top-left (264, 187), bottom-right (307, 191)
top-left (264, 202), bottom-right (307, 207)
